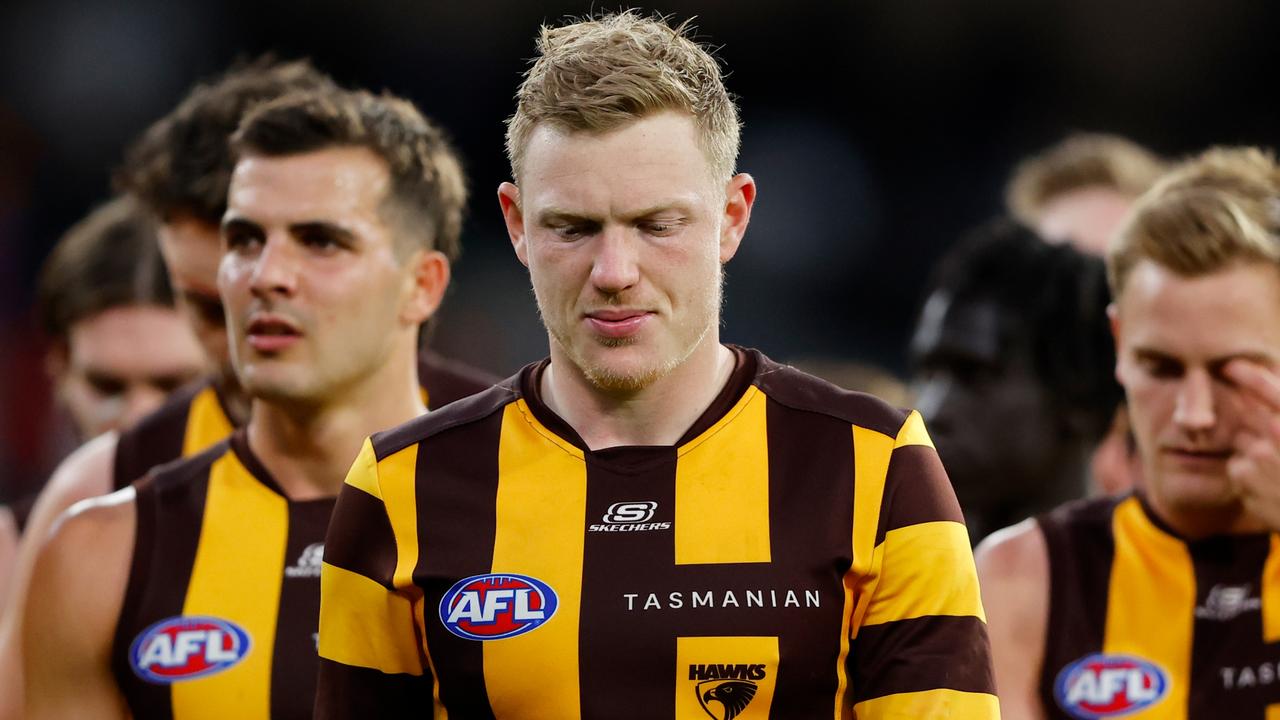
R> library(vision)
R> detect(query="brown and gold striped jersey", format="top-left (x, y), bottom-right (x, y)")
top-left (316, 347), bottom-right (998, 719)
top-left (111, 431), bottom-right (332, 720)
top-left (1038, 494), bottom-right (1280, 720)
top-left (110, 350), bottom-right (497, 491)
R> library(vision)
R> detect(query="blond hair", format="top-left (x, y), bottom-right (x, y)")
top-left (505, 10), bottom-right (739, 183)
top-left (1107, 146), bottom-right (1280, 296)
top-left (1007, 133), bottom-right (1167, 225)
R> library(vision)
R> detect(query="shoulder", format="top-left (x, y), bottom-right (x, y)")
top-left (132, 440), bottom-right (230, 503)
top-left (371, 377), bottom-right (520, 461)
top-left (22, 432), bottom-right (119, 546)
top-left (1037, 494), bottom-right (1124, 535)
top-left (749, 349), bottom-right (910, 438)
top-left (975, 517), bottom-right (1049, 582)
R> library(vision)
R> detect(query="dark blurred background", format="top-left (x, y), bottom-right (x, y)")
top-left (2, 0), bottom-right (1279, 496)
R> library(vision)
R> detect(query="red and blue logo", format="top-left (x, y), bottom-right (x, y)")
top-left (1054, 653), bottom-right (1168, 718)
top-left (129, 615), bottom-right (251, 684)
top-left (439, 573), bottom-right (558, 641)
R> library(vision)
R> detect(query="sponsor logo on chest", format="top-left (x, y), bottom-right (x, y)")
top-left (129, 615), bottom-right (251, 684)
top-left (691, 663), bottom-right (767, 720)
top-left (588, 501), bottom-right (672, 533)
top-left (1054, 653), bottom-right (1168, 718)
top-left (1196, 583), bottom-right (1261, 621)
top-left (439, 573), bottom-right (558, 640)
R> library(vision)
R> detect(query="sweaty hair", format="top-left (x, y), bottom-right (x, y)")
top-left (230, 87), bottom-right (467, 262)
top-left (115, 57), bottom-right (336, 225)
top-left (1007, 133), bottom-right (1167, 226)
top-left (1108, 146), bottom-right (1280, 297)
top-left (923, 218), bottom-right (1121, 440)
top-left (505, 10), bottom-right (740, 183)
top-left (37, 195), bottom-right (172, 340)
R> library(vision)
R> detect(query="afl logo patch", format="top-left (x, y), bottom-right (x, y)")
top-left (129, 615), bottom-right (251, 684)
top-left (1054, 653), bottom-right (1168, 718)
top-left (439, 573), bottom-right (558, 641)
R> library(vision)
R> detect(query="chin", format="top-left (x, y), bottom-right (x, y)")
top-left (1160, 473), bottom-right (1238, 511)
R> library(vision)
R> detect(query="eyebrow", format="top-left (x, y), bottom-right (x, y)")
top-left (221, 216), bottom-right (357, 244)
top-left (535, 202), bottom-right (697, 226)
top-left (1133, 347), bottom-right (1275, 367)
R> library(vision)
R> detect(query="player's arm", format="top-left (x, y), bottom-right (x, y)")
top-left (0, 506), bottom-right (16, 616)
top-left (0, 431), bottom-right (117, 720)
top-left (975, 519), bottom-right (1050, 720)
top-left (315, 439), bottom-right (434, 718)
top-left (22, 489), bottom-right (135, 720)
top-left (850, 411), bottom-right (1000, 718)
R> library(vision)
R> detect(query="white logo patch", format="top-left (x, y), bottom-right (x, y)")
top-left (1196, 584), bottom-right (1260, 621)
top-left (589, 501), bottom-right (671, 533)
top-left (285, 543), bottom-right (324, 579)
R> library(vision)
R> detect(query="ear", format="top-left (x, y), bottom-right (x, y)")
top-left (401, 249), bottom-right (451, 325)
top-left (44, 340), bottom-right (69, 381)
top-left (498, 182), bottom-right (529, 267)
top-left (719, 173), bottom-right (756, 263)
top-left (1107, 302), bottom-right (1124, 385)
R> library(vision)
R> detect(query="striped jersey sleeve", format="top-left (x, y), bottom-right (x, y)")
top-left (316, 438), bottom-right (432, 718)
top-left (848, 410), bottom-right (1000, 718)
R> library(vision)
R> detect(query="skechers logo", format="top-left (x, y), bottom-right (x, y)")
top-left (589, 501), bottom-right (671, 532)
top-left (130, 616), bottom-right (251, 683)
top-left (439, 573), bottom-right (558, 640)
top-left (691, 664), bottom-right (766, 720)
top-left (284, 542), bottom-right (323, 579)
top-left (1054, 653), bottom-right (1168, 718)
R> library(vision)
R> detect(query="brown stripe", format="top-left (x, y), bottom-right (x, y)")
top-left (1187, 533), bottom-right (1273, 720)
top-left (271, 499), bottom-right (335, 720)
top-left (578, 447), bottom-right (678, 719)
top-left (1036, 495), bottom-right (1120, 716)
top-left (415, 410), bottom-right (505, 719)
top-left (751, 349), bottom-right (906, 439)
top-left (110, 443), bottom-right (223, 719)
top-left (764, 395), bottom-right (856, 716)
top-left (372, 381), bottom-right (518, 461)
top-left (850, 614), bottom-right (995, 700)
top-left (323, 485), bottom-right (397, 589)
top-left (874, 444), bottom-right (963, 546)
top-left (314, 658), bottom-right (434, 719)
top-left (113, 380), bottom-right (204, 489)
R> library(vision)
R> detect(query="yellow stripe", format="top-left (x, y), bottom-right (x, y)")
top-left (317, 562), bottom-right (423, 675)
top-left (484, 403), bottom-right (587, 718)
top-left (1102, 496), bottom-right (1193, 720)
top-left (852, 688), bottom-right (1000, 718)
top-left (675, 636), bottom-right (778, 720)
top-left (173, 451), bottom-right (288, 720)
top-left (862, 521), bottom-right (984, 626)
top-left (380, 445), bottom-right (420, 593)
top-left (181, 386), bottom-right (235, 457)
top-left (848, 425), bottom-right (893, 635)
top-left (1267, 704), bottom-right (1280, 720)
top-left (343, 439), bottom-right (382, 499)
top-left (1263, 534), bottom-right (1280, 642)
top-left (893, 410), bottom-right (935, 450)
top-left (674, 386), bottom-right (770, 565)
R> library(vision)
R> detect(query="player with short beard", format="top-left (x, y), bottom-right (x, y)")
top-left (316, 12), bottom-right (997, 719)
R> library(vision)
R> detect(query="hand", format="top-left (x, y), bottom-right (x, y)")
top-left (1223, 359), bottom-right (1280, 530)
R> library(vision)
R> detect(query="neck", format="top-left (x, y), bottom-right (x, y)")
top-left (542, 338), bottom-right (736, 450)
top-left (215, 371), bottom-right (252, 426)
top-left (1144, 488), bottom-right (1270, 540)
top-left (246, 347), bottom-right (425, 500)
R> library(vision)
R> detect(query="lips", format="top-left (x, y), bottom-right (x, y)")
top-left (246, 314), bottom-right (302, 353)
top-left (584, 309), bottom-right (653, 339)
top-left (1164, 447), bottom-right (1232, 467)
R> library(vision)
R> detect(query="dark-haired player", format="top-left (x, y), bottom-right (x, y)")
top-left (909, 219), bottom-right (1122, 540)
top-left (316, 12), bottom-right (997, 718)
top-left (23, 86), bottom-right (472, 718)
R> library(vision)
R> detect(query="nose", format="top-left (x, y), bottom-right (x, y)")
top-left (589, 227), bottom-right (640, 295)
top-left (119, 384), bottom-right (168, 430)
top-left (249, 236), bottom-right (299, 298)
top-left (1173, 369), bottom-right (1216, 432)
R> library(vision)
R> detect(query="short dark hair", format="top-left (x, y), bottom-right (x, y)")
top-left (115, 56), bottom-right (335, 225)
top-left (37, 195), bottom-right (172, 340)
top-left (922, 218), bottom-right (1121, 439)
top-left (230, 87), bottom-right (467, 262)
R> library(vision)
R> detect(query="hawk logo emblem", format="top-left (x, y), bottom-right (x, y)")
top-left (697, 679), bottom-right (758, 719)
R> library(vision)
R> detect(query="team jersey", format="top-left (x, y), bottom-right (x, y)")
top-left (1037, 494), bottom-right (1280, 719)
top-left (111, 431), bottom-right (331, 719)
top-left (316, 346), bottom-right (998, 719)
top-left (111, 350), bottom-right (497, 491)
